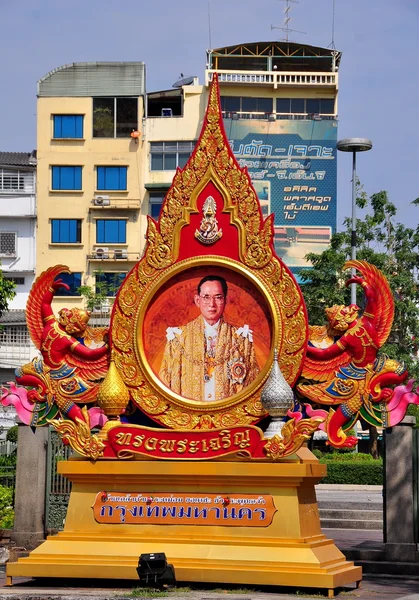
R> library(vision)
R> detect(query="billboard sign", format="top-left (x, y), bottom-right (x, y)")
top-left (225, 118), bottom-right (337, 273)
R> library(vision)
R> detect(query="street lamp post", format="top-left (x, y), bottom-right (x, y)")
top-left (337, 138), bottom-right (373, 304)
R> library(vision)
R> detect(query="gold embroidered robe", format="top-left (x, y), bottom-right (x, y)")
top-left (159, 316), bottom-right (259, 401)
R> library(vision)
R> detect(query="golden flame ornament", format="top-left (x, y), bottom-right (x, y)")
top-left (97, 353), bottom-right (130, 418)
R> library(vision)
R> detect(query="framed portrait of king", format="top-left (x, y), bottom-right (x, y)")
top-left (142, 264), bottom-right (272, 404)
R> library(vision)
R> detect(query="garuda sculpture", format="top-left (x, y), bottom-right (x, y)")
top-left (297, 259), bottom-right (417, 448)
top-left (1, 265), bottom-right (110, 427)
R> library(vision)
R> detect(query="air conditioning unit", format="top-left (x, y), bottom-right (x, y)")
top-left (114, 249), bottom-right (128, 260)
top-left (93, 195), bottom-right (110, 206)
top-left (161, 108), bottom-right (173, 117)
top-left (95, 247), bottom-right (109, 259)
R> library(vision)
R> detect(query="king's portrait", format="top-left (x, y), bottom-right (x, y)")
top-left (142, 268), bottom-right (272, 404)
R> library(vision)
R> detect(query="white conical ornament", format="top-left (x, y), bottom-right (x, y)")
top-left (261, 349), bottom-right (295, 439)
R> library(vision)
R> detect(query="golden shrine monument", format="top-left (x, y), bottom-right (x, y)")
top-left (4, 75), bottom-right (379, 597)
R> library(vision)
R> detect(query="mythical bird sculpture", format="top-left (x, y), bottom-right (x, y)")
top-left (297, 260), bottom-right (414, 448)
top-left (3, 265), bottom-right (110, 427)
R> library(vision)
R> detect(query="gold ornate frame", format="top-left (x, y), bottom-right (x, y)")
top-left (110, 75), bottom-right (308, 430)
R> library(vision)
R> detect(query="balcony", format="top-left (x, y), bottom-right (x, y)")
top-left (88, 247), bottom-right (142, 262)
top-left (91, 197), bottom-right (141, 210)
top-left (0, 195), bottom-right (36, 218)
top-left (206, 70), bottom-right (338, 90)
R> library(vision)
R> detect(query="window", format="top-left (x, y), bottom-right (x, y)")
top-left (148, 191), bottom-right (166, 219)
top-left (93, 98), bottom-right (138, 138)
top-left (221, 96), bottom-right (272, 118)
top-left (276, 97), bottom-right (335, 116)
top-left (51, 166), bottom-right (82, 190)
top-left (53, 115), bottom-right (84, 139)
top-left (96, 219), bottom-right (127, 244)
top-left (319, 98), bottom-right (334, 114)
top-left (54, 272), bottom-right (81, 296)
top-left (95, 272), bottom-right (126, 296)
top-left (150, 141), bottom-right (196, 171)
top-left (0, 231), bottom-right (17, 257)
top-left (4, 276), bottom-right (24, 285)
top-left (97, 166), bottom-right (127, 190)
top-left (51, 219), bottom-right (82, 243)
top-left (0, 325), bottom-right (29, 346)
top-left (0, 169), bottom-right (34, 193)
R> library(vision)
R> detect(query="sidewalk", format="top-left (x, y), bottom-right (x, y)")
top-left (0, 571), bottom-right (418, 600)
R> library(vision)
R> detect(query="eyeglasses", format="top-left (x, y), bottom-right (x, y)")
top-left (199, 294), bottom-right (225, 304)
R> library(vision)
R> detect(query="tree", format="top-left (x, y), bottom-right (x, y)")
top-left (6, 425), bottom-right (18, 444)
top-left (77, 271), bottom-right (124, 317)
top-left (0, 266), bottom-right (16, 320)
top-left (298, 189), bottom-right (419, 452)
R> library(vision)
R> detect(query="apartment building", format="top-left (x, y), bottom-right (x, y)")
top-left (0, 151), bottom-right (37, 383)
top-left (36, 62), bottom-right (146, 311)
top-left (145, 42), bottom-right (339, 278)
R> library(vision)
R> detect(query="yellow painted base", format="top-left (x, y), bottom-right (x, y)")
top-left (7, 453), bottom-right (361, 591)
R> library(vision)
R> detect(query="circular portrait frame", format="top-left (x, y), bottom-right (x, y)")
top-left (111, 255), bottom-right (307, 430)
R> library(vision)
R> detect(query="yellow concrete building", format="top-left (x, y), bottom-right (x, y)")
top-left (36, 42), bottom-right (340, 310)
top-left (36, 62), bottom-right (146, 311)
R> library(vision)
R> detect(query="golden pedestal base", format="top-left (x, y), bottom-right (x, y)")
top-left (7, 452), bottom-right (361, 594)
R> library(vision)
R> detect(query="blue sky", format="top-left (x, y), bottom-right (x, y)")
top-left (1, 0), bottom-right (418, 227)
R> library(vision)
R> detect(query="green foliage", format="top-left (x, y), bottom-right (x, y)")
top-left (319, 451), bottom-right (379, 463)
top-left (407, 404), bottom-right (419, 428)
top-left (77, 270), bottom-right (121, 313)
top-left (6, 425), bottom-right (17, 443)
top-left (0, 266), bottom-right (16, 320)
top-left (0, 485), bottom-right (14, 528)
top-left (321, 462), bottom-right (383, 485)
top-left (0, 454), bottom-right (16, 467)
top-left (299, 187), bottom-right (419, 381)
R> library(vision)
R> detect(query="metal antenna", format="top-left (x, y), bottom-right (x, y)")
top-left (328, 0), bottom-right (336, 49)
top-left (271, 0), bottom-right (306, 43)
top-left (208, 0), bottom-right (212, 49)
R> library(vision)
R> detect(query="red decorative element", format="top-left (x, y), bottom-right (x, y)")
top-left (146, 496), bottom-right (154, 505)
top-left (223, 496), bottom-right (230, 506)
top-left (105, 424), bottom-right (268, 460)
top-left (101, 492), bottom-right (108, 502)
top-left (14, 266), bottom-right (110, 425)
top-left (177, 182), bottom-right (240, 262)
top-left (298, 260), bottom-right (409, 448)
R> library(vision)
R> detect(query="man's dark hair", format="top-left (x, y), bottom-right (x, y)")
top-left (197, 275), bottom-right (228, 297)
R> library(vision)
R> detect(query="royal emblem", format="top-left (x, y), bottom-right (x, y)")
top-left (195, 195), bottom-right (222, 245)
top-left (227, 357), bottom-right (247, 385)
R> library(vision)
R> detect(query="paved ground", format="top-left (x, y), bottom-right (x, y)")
top-left (0, 572), bottom-right (418, 600)
top-left (316, 485), bottom-right (383, 506)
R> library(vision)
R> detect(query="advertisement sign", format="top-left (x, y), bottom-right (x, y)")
top-left (225, 118), bottom-right (337, 272)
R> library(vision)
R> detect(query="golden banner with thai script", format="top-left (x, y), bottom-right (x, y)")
top-left (92, 492), bottom-right (277, 527)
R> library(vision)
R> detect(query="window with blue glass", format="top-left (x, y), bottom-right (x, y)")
top-left (54, 272), bottom-right (81, 296)
top-left (51, 219), bottom-right (81, 243)
top-left (95, 272), bottom-right (126, 296)
top-left (148, 192), bottom-right (165, 219)
top-left (51, 166), bottom-right (82, 190)
top-left (53, 115), bottom-right (84, 139)
top-left (96, 219), bottom-right (127, 243)
top-left (97, 166), bottom-right (127, 190)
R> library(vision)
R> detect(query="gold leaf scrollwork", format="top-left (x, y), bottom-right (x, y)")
top-left (264, 417), bottom-right (325, 460)
top-left (48, 407), bottom-right (105, 461)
